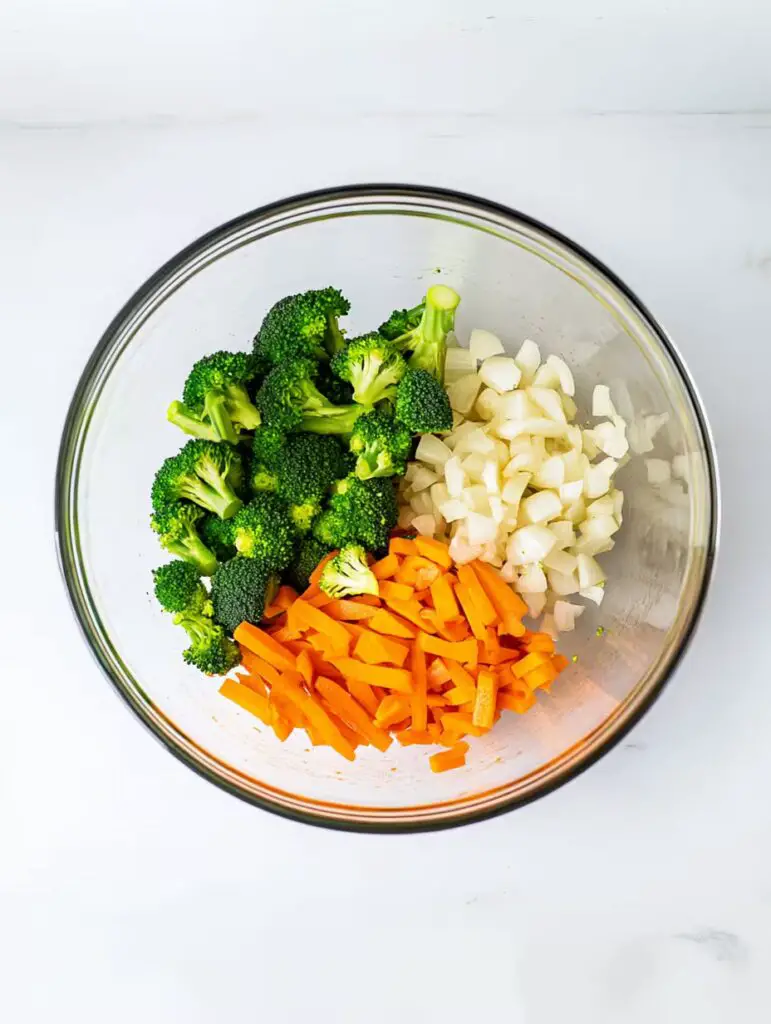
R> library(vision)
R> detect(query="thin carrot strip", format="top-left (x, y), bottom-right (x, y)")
top-left (498, 690), bottom-right (536, 714)
top-left (525, 662), bottom-right (558, 691)
top-left (511, 651), bottom-right (551, 678)
top-left (270, 708), bottom-right (294, 741)
top-left (238, 650), bottom-right (283, 688)
top-left (417, 633), bottom-right (478, 666)
top-left (395, 729), bottom-right (433, 747)
top-left (237, 671), bottom-right (268, 697)
top-left (440, 711), bottom-right (487, 737)
top-left (374, 694), bottom-right (411, 729)
top-left (234, 623), bottom-right (296, 673)
top-left (429, 742), bottom-right (469, 772)
top-left (427, 722), bottom-right (442, 743)
top-left (331, 658), bottom-right (413, 694)
top-left (411, 642), bottom-right (428, 732)
top-left (354, 631), bottom-right (409, 667)
top-left (356, 594), bottom-right (382, 607)
top-left (390, 537), bottom-right (419, 556)
top-left (427, 657), bottom-right (451, 686)
top-left (345, 677), bottom-right (379, 716)
top-left (290, 600), bottom-right (352, 654)
top-left (482, 626), bottom-right (501, 665)
top-left (297, 649), bottom-right (314, 687)
top-left (315, 677), bottom-right (393, 752)
top-left (324, 599), bottom-right (380, 621)
top-left (271, 673), bottom-right (356, 761)
top-left (527, 633), bottom-right (556, 653)
top-left (270, 691), bottom-right (307, 729)
top-left (472, 669), bottom-right (497, 730)
top-left (369, 608), bottom-right (419, 639)
top-left (379, 580), bottom-right (415, 603)
top-left (552, 653), bottom-right (570, 672)
top-left (383, 595), bottom-right (438, 633)
top-left (456, 564), bottom-right (498, 626)
top-left (219, 678), bottom-right (271, 725)
top-left (307, 591), bottom-right (335, 608)
top-left (430, 573), bottom-right (459, 622)
top-left (470, 560), bottom-right (528, 619)
top-left (372, 553), bottom-right (400, 579)
top-left (414, 536), bottom-right (453, 569)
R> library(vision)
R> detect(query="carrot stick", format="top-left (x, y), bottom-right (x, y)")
top-left (379, 580), bottom-right (415, 603)
top-left (219, 678), bottom-right (271, 725)
top-left (430, 574), bottom-right (459, 622)
top-left (527, 633), bottom-right (555, 653)
top-left (382, 595), bottom-right (438, 633)
top-left (374, 694), bottom-right (411, 728)
top-left (456, 565), bottom-right (498, 626)
top-left (511, 651), bottom-right (551, 678)
top-left (417, 633), bottom-right (478, 666)
top-left (324, 599), bottom-right (380, 621)
top-left (525, 662), bottom-right (558, 691)
top-left (470, 560), bottom-right (528, 620)
top-left (427, 657), bottom-right (451, 686)
top-left (411, 642), bottom-right (428, 732)
top-left (369, 609), bottom-right (419, 639)
top-left (345, 677), bottom-right (380, 716)
top-left (315, 677), bottom-right (393, 752)
top-left (390, 537), bottom-right (419, 556)
top-left (414, 536), bottom-right (453, 569)
top-left (354, 631), bottom-right (409, 667)
top-left (270, 708), bottom-right (294, 741)
top-left (552, 653), bottom-right (570, 672)
top-left (371, 553), bottom-right (400, 579)
top-left (234, 623), bottom-right (297, 673)
top-left (429, 742), bottom-right (469, 772)
top-left (331, 658), bottom-right (413, 694)
top-left (498, 690), bottom-right (536, 714)
top-left (472, 669), bottom-right (497, 730)
top-left (395, 729), bottom-right (434, 746)
top-left (453, 583), bottom-right (487, 641)
top-left (439, 711), bottom-right (487, 737)
top-left (289, 600), bottom-right (352, 655)
top-left (297, 649), bottom-right (314, 687)
top-left (238, 650), bottom-right (283, 689)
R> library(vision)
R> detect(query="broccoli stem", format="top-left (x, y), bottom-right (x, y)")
top-left (183, 477), bottom-right (242, 519)
top-left (204, 392), bottom-right (239, 444)
top-left (167, 401), bottom-right (220, 441)
top-left (300, 405), bottom-right (368, 435)
top-left (224, 384), bottom-right (261, 430)
top-left (165, 536), bottom-right (218, 576)
top-left (324, 313), bottom-right (346, 357)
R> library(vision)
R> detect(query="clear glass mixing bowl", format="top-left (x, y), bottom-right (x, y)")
top-left (56, 186), bottom-right (718, 831)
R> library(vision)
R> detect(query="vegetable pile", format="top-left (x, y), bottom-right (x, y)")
top-left (150, 284), bottom-right (460, 678)
top-left (219, 535), bottom-right (568, 772)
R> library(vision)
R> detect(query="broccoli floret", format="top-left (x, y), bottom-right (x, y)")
top-left (167, 351), bottom-right (261, 443)
top-left (231, 495), bottom-right (296, 570)
top-left (151, 440), bottom-right (244, 520)
top-left (177, 611), bottom-right (241, 674)
top-left (330, 333), bottom-right (407, 406)
top-left (395, 368), bottom-right (453, 434)
top-left (152, 561), bottom-right (213, 615)
top-left (316, 366), bottom-right (354, 406)
top-left (254, 287), bottom-right (350, 365)
top-left (323, 475), bottom-right (399, 552)
top-left (387, 285), bottom-right (460, 383)
top-left (150, 501), bottom-right (218, 575)
top-left (252, 425), bottom-right (286, 469)
top-left (378, 302), bottom-right (424, 341)
top-left (276, 434), bottom-right (348, 505)
top-left (250, 463), bottom-right (279, 493)
top-left (200, 514), bottom-right (237, 562)
top-left (349, 410), bottom-right (413, 480)
top-left (320, 545), bottom-right (379, 599)
top-left (256, 359), bottom-right (367, 435)
top-left (286, 535), bottom-right (332, 592)
top-left (210, 557), bottom-right (280, 633)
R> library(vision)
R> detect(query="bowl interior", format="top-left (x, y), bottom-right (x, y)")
top-left (58, 189), bottom-right (716, 829)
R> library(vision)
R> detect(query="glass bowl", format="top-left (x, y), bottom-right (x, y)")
top-left (56, 185), bottom-right (718, 832)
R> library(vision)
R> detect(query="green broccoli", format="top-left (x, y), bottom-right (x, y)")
top-left (254, 287), bottom-right (350, 365)
top-left (330, 333), bottom-right (407, 406)
top-left (250, 463), bottom-right (279, 493)
top-left (210, 557), bottom-right (280, 633)
top-left (316, 366), bottom-right (354, 406)
top-left (177, 611), bottom-right (241, 674)
top-left (231, 495), bottom-right (297, 571)
top-left (349, 410), bottom-right (413, 480)
top-left (378, 302), bottom-right (424, 341)
top-left (395, 368), bottom-right (453, 434)
top-left (386, 285), bottom-right (460, 383)
top-left (275, 434), bottom-right (348, 532)
top-left (286, 535), bottom-right (333, 593)
top-left (167, 351), bottom-right (261, 443)
top-left (256, 359), bottom-right (368, 435)
top-left (151, 440), bottom-right (244, 520)
top-left (316, 475), bottom-right (398, 552)
top-left (152, 561), bottom-right (213, 615)
top-left (319, 545), bottom-right (379, 599)
top-left (252, 425), bottom-right (286, 469)
top-left (199, 513), bottom-right (237, 562)
top-left (150, 501), bottom-right (218, 575)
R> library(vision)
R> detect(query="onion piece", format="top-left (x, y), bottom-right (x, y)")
top-left (514, 339), bottom-right (541, 386)
top-left (554, 600), bottom-right (584, 632)
top-left (469, 328), bottom-right (505, 363)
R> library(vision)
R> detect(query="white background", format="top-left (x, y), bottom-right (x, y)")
top-left (2, 1), bottom-right (771, 1021)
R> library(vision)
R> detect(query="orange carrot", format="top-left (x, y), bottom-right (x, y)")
top-left (429, 742), bottom-right (469, 772)
top-left (411, 642), bottom-right (428, 732)
top-left (527, 632), bottom-right (556, 653)
top-left (525, 662), bottom-right (558, 691)
top-left (414, 536), bottom-right (453, 569)
top-left (369, 609), bottom-right (418, 639)
top-left (430, 574), bottom-right (459, 622)
top-left (395, 729), bottom-right (434, 746)
top-left (482, 626), bottom-right (501, 665)
top-left (296, 649), bottom-right (314, 687)
top-left (454, 583), bottom-right (487, 641)
top-left (511, 651), bottom-right (551, 678)
top-left (234, 623), bottom-right (297, 673)
top-left (498, 690), bottom-right (536, 714)
top-left (552, 653), bottom-right (570, 672)
top-left (354, 631), bottom-right (409, 667)
top-left (345, 677), bottom-right (379, 716)
top-left (332, 658), bottom-right (413, 694)
top-left (470, 560), bottom-right (527, 636)
top-left (439, 711), bottom-right (487, 737)
top-left (456, 564), bottom-right (498, 626)
top-left (379, 580), bottom-right (415, 603)
top-left (371, 553), bottom-right (400, 579)
top-left (472, 669), bottom-right (497, 730)
top-left (315, 677), bottom-right (393, 752)
top-left (383, 595), bottom-right (437, 633)
top-left (390, 537), bottom-right (419, 556)
top-left (219, 678), bottom-right (272, 724)
top-left (417, 633), bottom-right (478, 666)
top-left (289, 600), bottom-right (352, 655)
top-left (427, 657), bottom-right (451, 686)
top-left (374, 694), bottom-right (411, 729)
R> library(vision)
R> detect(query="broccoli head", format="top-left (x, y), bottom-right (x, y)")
top-left (276, 434), bottom-right (348, 506)
top-left (395, 368), bottom-right (453, 434)
top-left (250, 463), bottom-right (279, 494)
top-left (167, 351), bottom-right (261, 443)
top-left (349, 410), bottom-right (413, 480)
top-left (254, 287), bottom-right (350, 365)
top-left (378, 302), bottom-right (424, 341)
top-left (286, 535), bottom-right (333, 593)
top-left (324, 475), bottom-right (398, 552)
top-left (386, 285), bottom-right (460, 383)
top-left (316, 365), bottom-right (354, 406)
top-left (251, 425), bottom-right (286, 470)
top-left (231, 494), bottom-right (297, 570)
top-left (199, 513), bottom-right (237, 562)
top-left (256, 359), bottom-right (367, 435)
top-left (151, 440), bottom-right (244, 520)
top-left (210, 557), bottom-right (280, 633)
top-left (319, 545), bottom-right (379, 599)
top-left (150, 501), bottom-right (218, 575)
top-left (176, 610), bottom-right (240, 674)
top-left (152, 561), bottom-right (213, 615)
top-left (330, 332), bottom-right (407, 406)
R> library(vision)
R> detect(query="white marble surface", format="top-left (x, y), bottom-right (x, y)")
top-left (2, 2), bottom-right (771, 1021)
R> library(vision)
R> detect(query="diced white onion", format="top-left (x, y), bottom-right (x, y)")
top-left (515, 564), bottom-right (548, 594)
top-left (444, 348), bottom-right (477, 382)
top-left (438, 498), bottom-right (468, 522)
top-left (412, 514), bottom-right (436, 536)
top-left (415, 434), bottom-right (453, 466)
top-left (513, 339), bottom-right (541, 385)
top-left (546, 354), bottom-right (576, 396)
top-left (577, 553), bottom-right (606, 590)
top-left (554, 600), bottom-right (584, 632)
top-left (447, 374), bottom-right (482, 415)
top-left (543, 548), bottom-right (578, 575)
top-left (520, 490), bottom-right (562, 524)
top-left (469, 328), bottom-right (505, 363)
top-left (547, 569), bottom-right (580, 596)
top-left (444, 456), bottom-right (466, 497)
top-left (507, 525), bottom-right (557, 565)
top-left (524, 592), bottom-right (547, 618)
top-left (410, 466), bottom-right (439, 492)
top-left (528, 387), bottom-right (567, 423)
top-left (580, 585), bottom-right (605, 605)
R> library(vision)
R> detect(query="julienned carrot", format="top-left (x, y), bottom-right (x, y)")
top-left (443, 658), bottom-right (478, 697)
top-left (390, 537), bottom-right (419, 556)
top-left (470, 560), bottom-right (527, 636)
top-left (414, 535), bottom-right (453, 569)
top-left (454, 583), bottom-right (487, 641)
top-left (430, 574), bottom-right (459, 622)
top-left (427, 657), bottom-right (451, 686)
top-left (498, 690), bottom-right (536, 714)
top-left (430, 742), bottom-right (469, 773)
top-left (456, 565), bottom-right (497, 626)
top-left (369, 609), bottom-right (418, 639)
top-left (345, 677), bottom-right (380, 716)
top-left (417, 633), bottom-right (478, 666)
top-left (234, 623), bottom-right (297, 673)
top-left (511, 651), bottom-right (551, 678)
top-left (296, 649), bottom-right (314, 687)
top-left (315, 677), bottom-right (393, 752)
top-left (332, 658), bottom-right (413, 694)
top-left (411, 642), bottom-right (428, 732)
top-left (220, 678), bottom-right (272, 724)
top-left (354, 631), bottom-right (409, 667)
top-left (289, 600), bottom-right (351, 654)
top-left (382, 595), bottom-right (437, 633)
top-left (379, 580), bottom-right (415, 603)
top-left (396, 728), bottom-right (433, 746)
top-left (527, 632), bottom-right (555, 653)
top-left (301, 550), bottom-right (338, 599)
top-left (439, 712), bottom-right (487, 738)
top-left (472, 669), bottom-right (497, 730)
top-left (371, 553), bottom-right (399, 579)
top-left (374, 694), bottom-right (411, 728)
top-left (525, 662), bottom-right (558, 691)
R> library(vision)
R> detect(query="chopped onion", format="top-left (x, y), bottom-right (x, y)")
top-left (543, 548), bottom-right (578, 575)
top-left (415, 434), bottom-right (453, 466)
top-left (533, 455), bottom-right (566, 489)
top-left (592, 384), bottom-right (617, 419)
top-left (549, 520), bottom-right (576, 549)
top-left (546, 354), bottom-right (576, 396)
top-left (532, 362), bottom-right (560, 389)
top-left (524, 592), bottom-right (547, 618)
top-left (479, 356), bottom-right (522, 393)
top-left (466, 511), bottom-right (498, 546)
top-left (520, 489), bottom-right (562, 524)
top-left (577, 553), bottom-right (605, 590)
top-left (453, 425), bottom-right (495, 456)
top-left (444, 348), bottom-right (477, 382)
top-left (412, 514), bottom-right (436, 536)
top-left (554, 600), bottom-right (584, 632)
top-left (528, 387), bottom-right (567, 423)
top-left (447, 374), bottom-right (482, 415)
top-left (580, 585), bottom-right (605, 605)
top-left (507, 524), bottom-right (557, 565)
top-left (438, 498), bottom-right (468, 522)
top-left (515, 564), bottom-right (548, 594)
top-left (513, 339), bottom-right (541, 386)
top-left (475, 388), bottom-right (502, 421)
top-left (501, 472), bottom-right (531, 506)
top-left (444, 456), bottom-right (466, 497)
top-left (410, 466), bottom-right (439, 492)
top-left (547, 569), bottom-right (580, 596)
top-left (469, 328), bottom-right (505, 363)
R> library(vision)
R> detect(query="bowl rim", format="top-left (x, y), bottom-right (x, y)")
top-left (55, 183), bottom-right (720, 832)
